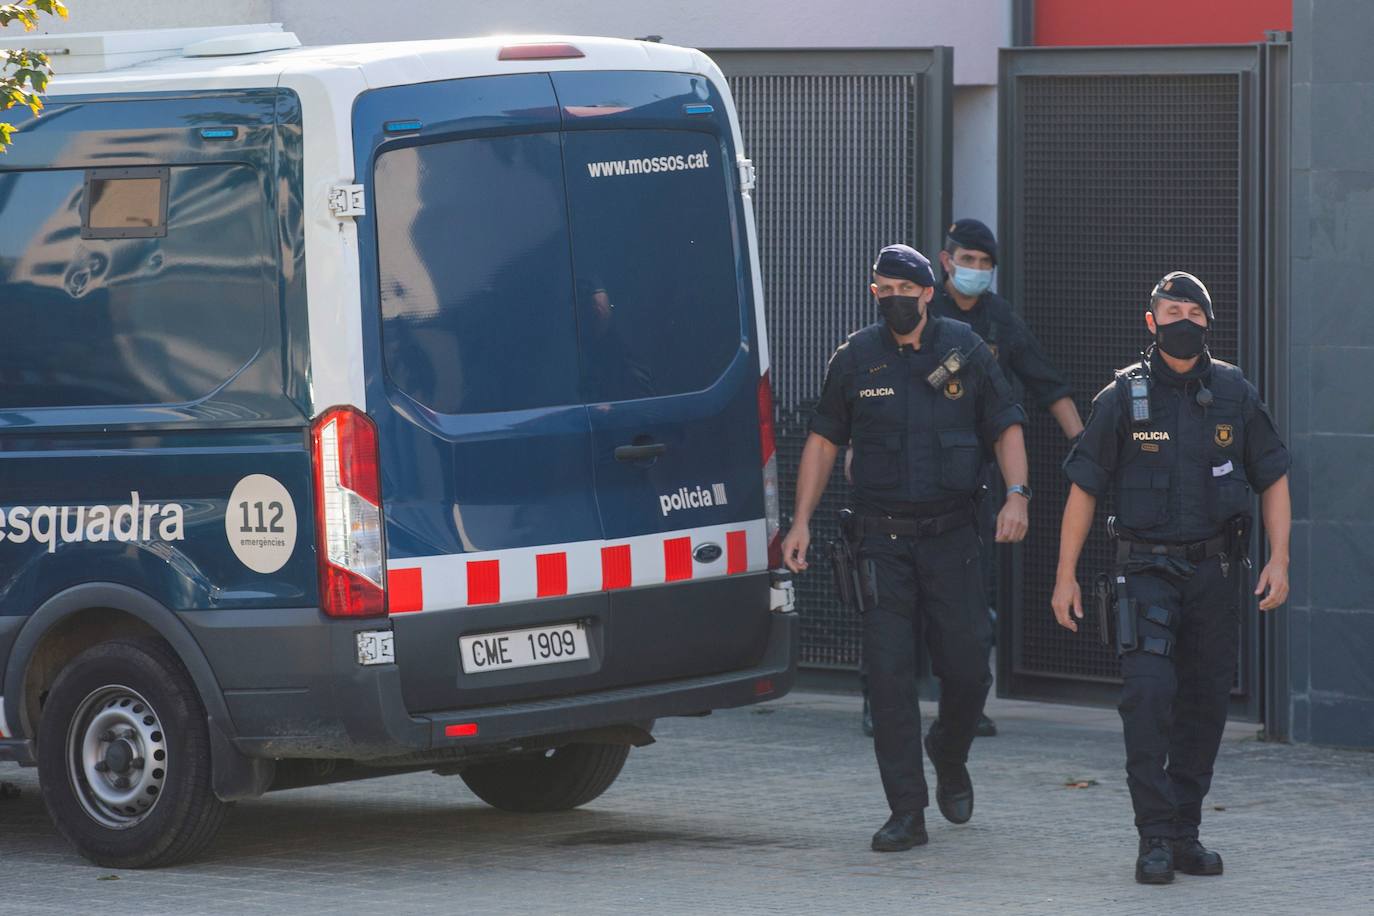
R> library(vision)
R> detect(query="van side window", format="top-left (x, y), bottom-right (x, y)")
top-left (0, 165), bottom-right (269, 410)
top-left (374, 133), bottom-right (580, 415)
top-left (564, 130), bottom-right (743, 403)
top-left (82, 167), bottom-right (169, 239)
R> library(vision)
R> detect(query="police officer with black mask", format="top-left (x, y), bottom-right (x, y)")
top-left (930, 218), bottom-right (1085, 738)
top-left (1051, 271), bottom-right (1291, 885)
top-left (781, 244), bottom-right (1030, 853)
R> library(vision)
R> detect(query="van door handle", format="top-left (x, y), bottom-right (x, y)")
top-left (615, 442), bottom-right (667, 462)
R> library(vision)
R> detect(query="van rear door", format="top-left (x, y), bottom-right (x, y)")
top-left (354, 75), bottom-right (609, 712)
top-left (553, 72), bottom-right (773, 681)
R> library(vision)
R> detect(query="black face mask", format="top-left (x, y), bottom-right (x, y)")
top-left (1155, 317), bottom-right (1207, 359)
top-left (879, 294), bottom-right (923, 335)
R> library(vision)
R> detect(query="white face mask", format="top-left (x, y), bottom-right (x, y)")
top-left (951, 265), bottom-right (993, 297)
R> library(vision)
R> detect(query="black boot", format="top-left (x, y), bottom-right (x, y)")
top-left (1135, 837), bottom-right (1175, 884)
top-left (861, 695), bottom-right (874, 738)
top-left (924, 734), bottom-right (973, 824)
top-left (1172, 838), bottom-right (1223, 876)
top-left (871, 811), bottom-right (928, 852)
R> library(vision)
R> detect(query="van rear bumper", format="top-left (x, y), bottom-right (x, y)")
top-left (184, 605), bottom-right (798, 763)
top-left (422, 608), bottom-right (798, 748)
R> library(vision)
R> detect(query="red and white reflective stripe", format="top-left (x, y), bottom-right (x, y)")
top-left (0, 697), bottom-right (9, 739)
top-left (387, 519), bottom-right (766, 614)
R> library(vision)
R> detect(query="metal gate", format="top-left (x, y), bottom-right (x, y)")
top-left (706, 49), bottom-right (952, 670)
top-left (997, 42), bottom-right (1290, 718)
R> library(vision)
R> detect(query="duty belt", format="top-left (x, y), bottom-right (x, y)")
top-left (848, 505), bottom-right (974, 539)
top-left (1115, 530), bottom-right (1230, 565)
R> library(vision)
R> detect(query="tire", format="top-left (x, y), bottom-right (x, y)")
top-left (37, 637), bottom-right (229, 868)
top-left (459, 743), bottom-right (631, 813)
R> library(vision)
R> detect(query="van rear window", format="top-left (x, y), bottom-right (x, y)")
top-left (564, 130), bottom-right (743, 403)
top-left (374, 133), bottom-right (581, 415)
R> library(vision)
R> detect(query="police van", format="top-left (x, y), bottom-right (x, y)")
top-left (0, 24), bottom-right (795, 867)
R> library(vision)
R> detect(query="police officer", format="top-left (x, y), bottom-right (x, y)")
top-left (932, 219), bottom-right (1083, 440)
top-left (1051, 271), bottom-right (1291, 884)
top-left (931, 218), bottom-right (1085, 738)
top-left (781, 244), bottom-right (1030, 852)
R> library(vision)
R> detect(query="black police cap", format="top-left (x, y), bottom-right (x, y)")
top-left (1151, 271), bottom-right (1214, 320)
top-left (945, 218), bottom-right (998, 265)
top-left (872, 244), bottom-right (935, 288)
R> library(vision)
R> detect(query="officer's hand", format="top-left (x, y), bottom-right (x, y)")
top-left (781, 523), bottom-right (811, 573)
top-left (995, 496), bottom-right (1029, 543)
top-left (1255, 559), bottom-right (1289, 611)
top-left (1052, 577), bottom-right (1082, 632)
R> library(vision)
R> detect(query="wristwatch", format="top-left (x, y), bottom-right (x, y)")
top-left (1007, 484), bottom-right (1033, 501)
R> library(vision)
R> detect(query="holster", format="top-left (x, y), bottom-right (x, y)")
top-left (830, 508), bottom-right (866, 614)
top-left (1113, 574), bottom-right (1138, 654)
top-left (1093, 573), bottom-right (1112, 648)
top-left (1104, 564), bottom-right (1176, 658)
top-left (1227, 513), bottom-right (1252, 565)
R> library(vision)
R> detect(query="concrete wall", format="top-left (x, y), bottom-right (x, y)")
top-left (33, 0), bottom-right (270, 32)
top-left (1287, 0), bottom-right (1374, 748)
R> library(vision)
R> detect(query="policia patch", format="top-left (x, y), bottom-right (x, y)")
top-left (1215, 424), bottom-right (1234, 447)
top-left (944, 378), bottom-right (965, 400)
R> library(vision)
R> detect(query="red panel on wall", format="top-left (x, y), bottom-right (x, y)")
top-left (1035, 0), bottom-right (1292, 46)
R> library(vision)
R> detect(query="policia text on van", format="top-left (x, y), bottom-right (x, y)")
top-left (0, 27), bottom-right (795, 868)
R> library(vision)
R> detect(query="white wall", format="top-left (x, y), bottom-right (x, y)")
top-left (32, 0), bottom-right (270, 32)
top-left (952, 85), bottom-right (1000, 254)
top-left (29, 1), bottom-right (1010, 85)
top-left (267, 0), bottom-right (1009, 86)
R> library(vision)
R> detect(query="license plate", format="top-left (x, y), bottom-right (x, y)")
top-left (460, 622), bottom-right (589, 674)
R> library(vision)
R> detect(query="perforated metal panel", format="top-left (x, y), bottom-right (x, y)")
top-left (999, 46), bottom-right (1275, 716)
top-left (711, 50), bottom-right (951, 668)
top-left (1019, 72), bottom-right (1242, 679)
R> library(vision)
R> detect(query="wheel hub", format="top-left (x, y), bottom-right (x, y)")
top-left (67, 686), bottom-right (168, 829)
top-left (104, 738), bottom-right (135, 774)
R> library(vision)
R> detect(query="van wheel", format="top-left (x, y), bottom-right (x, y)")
top-left (37, 638), bottom-right (228, 868)
top-left (460, 743), bottom-right (631, 813)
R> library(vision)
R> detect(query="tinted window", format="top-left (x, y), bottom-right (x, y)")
top-left (374, 133), bottom-right (580, 415)
top-left (0, 165), bottom-right (268, 409)
top-left (563, 130), bottom-right (743, 403)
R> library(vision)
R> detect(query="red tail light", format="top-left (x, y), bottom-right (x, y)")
top-left (498, 43), bottom-right (584, 61)
top-left (312, 407), bottom-right (387, 618)
top-left (758, 372), bottom-right (782, 569)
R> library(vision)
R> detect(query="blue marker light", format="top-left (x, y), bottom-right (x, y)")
top-left (684, 104), bottom-right (715, 116)
top-left (199, 127), bottom-right (237, 140)
top-left (384, 119), bottom-right (424, 133)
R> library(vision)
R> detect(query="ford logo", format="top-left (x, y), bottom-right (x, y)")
top-left (693, 542), bottom-right (723, 563)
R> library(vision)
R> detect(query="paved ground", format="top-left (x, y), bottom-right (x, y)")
top-left (1, 688), bottom-right (1371, 915)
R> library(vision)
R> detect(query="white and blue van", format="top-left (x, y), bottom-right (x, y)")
top-left (0, 24), bottom-right (795, 867)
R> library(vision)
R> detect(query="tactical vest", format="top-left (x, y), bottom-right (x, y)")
top-left (844, 321), bottom-right (985, 506)
top-left (1111, 358), bottom-right (1252, 542)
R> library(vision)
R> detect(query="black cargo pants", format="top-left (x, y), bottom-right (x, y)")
top-left (859, 521), bottom-right (992, 813)
top-left (1118, 555), bottom-right (1240, 839)
top-left (856, 467), bottom-right (996, 702)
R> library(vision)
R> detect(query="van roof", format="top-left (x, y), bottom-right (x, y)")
top-left (14, 25), bottom-right (712, 98)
